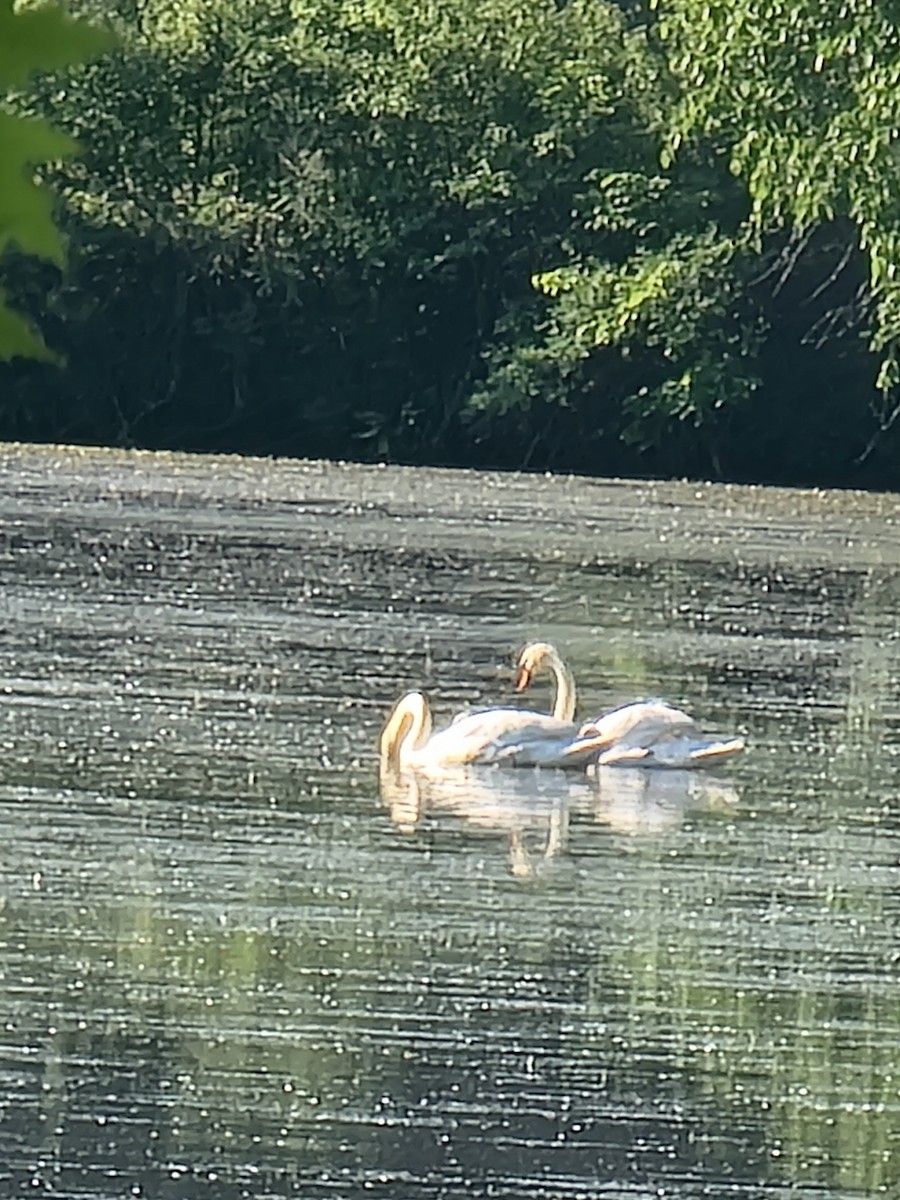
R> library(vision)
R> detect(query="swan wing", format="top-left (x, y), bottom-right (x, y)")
top-left (476, 725), bottom-right (617, 768)
top-left (580, 700), bottom-right (698, 746)
top-left (419, 709), bottom-right (578, 767)
top-left (598, 735), bottom-right (746, 769)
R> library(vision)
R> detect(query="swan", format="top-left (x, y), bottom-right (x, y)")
top-left (514, 641), bottom-right (745, 768)
top-left (580, 697), bottom-right (745, 768)
top-left (514, 641), bottom-right (694, 737)
top-left (379, 690), bottom-right (610, 772)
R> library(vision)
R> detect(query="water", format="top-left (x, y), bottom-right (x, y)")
top-left (0, 443), bottom-right (897, 1199)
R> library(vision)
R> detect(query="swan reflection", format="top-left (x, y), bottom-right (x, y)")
top-left (378, 765), bottom-right (588, 877)
top-left (378, 760), bottom-right (741, 872)
top-left (590, 766), bottom-right (740, 834)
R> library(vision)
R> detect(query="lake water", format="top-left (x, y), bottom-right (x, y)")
top-left (0, 443), bottom-right (897, 1199)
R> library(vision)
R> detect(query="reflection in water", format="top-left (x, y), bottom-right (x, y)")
top-left (379, 764), bottom-right (579, 877)
top-left (0, 444), bottom-right (898, 1199)
top-left (591, 766), bottom-right (740, 834)
top-left (380, 761), bottom-right (741, 868)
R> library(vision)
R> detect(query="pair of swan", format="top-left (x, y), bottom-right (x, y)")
top-left (380, 641), bottom-right (745, 772)
top-left (378, 689), bottom-right (613, 771)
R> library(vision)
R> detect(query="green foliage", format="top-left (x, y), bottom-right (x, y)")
top-left (10, 0), bottom-right (693, 462)
top-left (0, 0), bottom-right (113, 360)
top-left (654, 0), bottom-right (900, 396)
top-left (474, 162), bottom-right (760, 466)
top-left (0, 0), bottom-right (897, 483)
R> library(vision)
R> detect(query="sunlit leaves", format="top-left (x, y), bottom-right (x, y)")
top-left (0, 0), bottom-right (113, 360)
top-left (0, 0), bottom-right (113, 86)
top-left (656, 0), bottom-right (900, 397)
top-left (531, 231), bottom-right (759, 437)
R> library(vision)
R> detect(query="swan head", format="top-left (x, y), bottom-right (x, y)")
top-left (514, 641), bottom-right (563, 692)
top-left (514, 641), bottom-right (577, 722)
top-left (379, 690), bottom-right (432, 768)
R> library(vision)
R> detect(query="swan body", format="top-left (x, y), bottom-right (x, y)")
top-left (514, 642), bottom-right (745, 768)
top-left (379, 691), bottom-right (610, 772)
top-left (582, 702), bottom-right (744, 766)
top-left (592, 731), bottom-right (746, 769)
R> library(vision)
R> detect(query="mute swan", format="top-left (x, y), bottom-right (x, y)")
top-left (579, 697), bottom-right (745, 768)
top-left (515, 642), bottom-right (692, 737)
top-left (379, 690), bottom-right (610, 772)
top-left (514, 641), bottom-right (745, 768)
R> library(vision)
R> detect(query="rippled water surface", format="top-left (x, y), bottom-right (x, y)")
top-left (0, 444), bottom-right (898, 1199)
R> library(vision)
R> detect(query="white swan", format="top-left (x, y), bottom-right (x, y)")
top-left (379, 690), bottom-right (610, 772)
top-left (514, 641), bottom-right (694, 738)
top-left (514, 641), bottom-right (745, 768)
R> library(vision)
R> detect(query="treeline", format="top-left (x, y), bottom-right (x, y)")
top-left (2, 0), bottom-right (900, 488)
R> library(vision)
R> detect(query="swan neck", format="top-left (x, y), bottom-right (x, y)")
top-left (380, 693), bottom-right (432, 768)
top-left (550, 652), bottom-right (577, 722)
top-left (406, 698), bottom-right (432, 757)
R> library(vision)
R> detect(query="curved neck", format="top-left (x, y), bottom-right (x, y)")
top-left (379, 693), bottom-right (432, 768)
top-left (547, 650), bottom-right (577, 722)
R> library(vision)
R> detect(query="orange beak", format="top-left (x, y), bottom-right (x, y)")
top-left (514, 664), bottom-right (532, 692)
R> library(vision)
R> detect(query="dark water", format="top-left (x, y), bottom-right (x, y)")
top-left (0, 444), bottom-right (897, 1199)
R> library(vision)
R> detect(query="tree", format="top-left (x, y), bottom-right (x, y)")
top-left (653, 0), bottom-right (900, 463)
top-left (6, 0), bottom-right (687, 464)
top-left (2, 0), bottom-right (896, 484)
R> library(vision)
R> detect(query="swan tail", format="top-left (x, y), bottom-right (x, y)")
top-left (685, 737), bottom-right (746, 765)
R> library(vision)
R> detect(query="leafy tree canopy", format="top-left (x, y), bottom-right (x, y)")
top-left (656, 0), bottom-right (900, 391)
top-left (1, 0), bottom-right (898, 486)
